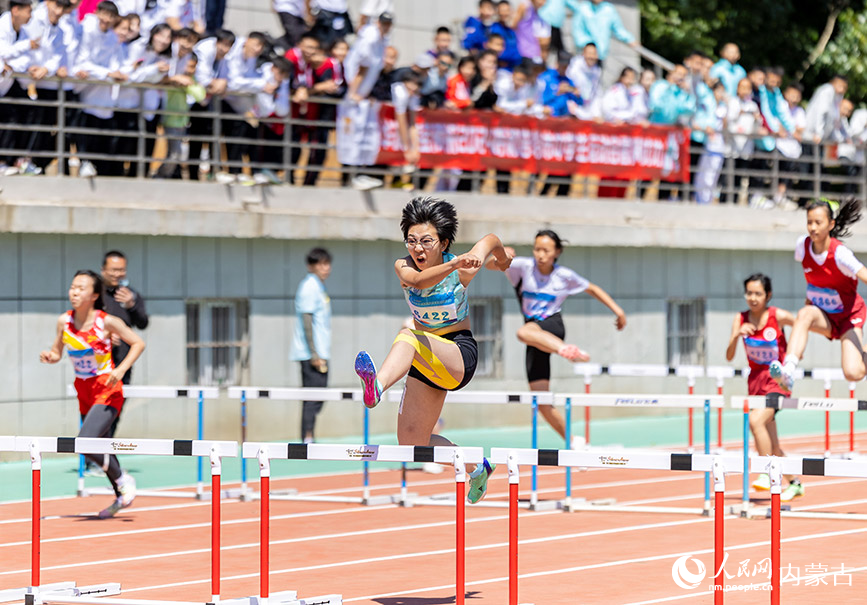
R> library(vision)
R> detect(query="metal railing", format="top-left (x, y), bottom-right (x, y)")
top-left (1, 73), bottom-right (864, 204)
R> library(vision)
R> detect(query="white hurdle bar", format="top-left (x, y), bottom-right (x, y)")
top-left (0, 436), bottom-right (236, 605)
top-left (488, 448), bottom-right (743, 605)
top-left (736, 393), bottom-right (867, 513)
top-left (385, 390), bottom-right (557, 510)
top-left (553, 394), bottom-right (723, 513)
top-left (227, 387), bottom-right (402, 506)
top-left (242, 442), bottom-right (482, 605)
top-left (66, 385), bottom-right (221, 500)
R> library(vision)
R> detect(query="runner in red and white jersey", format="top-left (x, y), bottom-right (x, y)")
top-left (771, 198), bottom-right (867, 392)
top-left (725, 273), bottom-right (802, 500)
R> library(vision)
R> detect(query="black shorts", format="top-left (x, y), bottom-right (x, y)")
top-left (525, 313), bottom-right (565, 383)
top-left (407, 330), bottom-right (478, 391)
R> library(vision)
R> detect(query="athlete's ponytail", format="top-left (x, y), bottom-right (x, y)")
top-left (73, 269), bottom-right (105, 310)
top-left (806, 197), bottom-right (863, 239)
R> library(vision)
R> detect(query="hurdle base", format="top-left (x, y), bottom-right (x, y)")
top-left (221, 595), bottom-right (342, 605)
top-left (8, 582), bottom-right (122, 604)
top-left (561, 497), bottom-right (710, 516)
top-left (268, 492), bottom-right (407, 506)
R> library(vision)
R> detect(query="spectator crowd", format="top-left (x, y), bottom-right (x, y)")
top-left (0, 0), bottom-right (863, 203)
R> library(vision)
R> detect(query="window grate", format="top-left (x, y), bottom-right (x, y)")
top-left (469, 297), bottom-right (503, 378)
top-left (666, 298), bottom-right (706, 367)
top-left (186, 299), bottom-right (250, 386)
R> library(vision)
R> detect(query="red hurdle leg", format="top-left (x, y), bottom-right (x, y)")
top-left (258, 448), bottom-right (271, 603)
top-left (770, 460), bottom-right (782, 605)
top-left (30, 442), bottom-right (41, 590)
top-left (508, 453), bottom-right (519, 605)
top-left (712, 457), bottom-right (725, 605)
top-left (455, 450), bottom-right (466, 605)
top-left (210, 448), bottom-right (221, 602)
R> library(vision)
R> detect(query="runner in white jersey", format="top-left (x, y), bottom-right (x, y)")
top-left (503, 230), bottom-right (626, 446)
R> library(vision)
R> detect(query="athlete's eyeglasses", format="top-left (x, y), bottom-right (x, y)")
top-left (405, 237), bottom-right (439, 250)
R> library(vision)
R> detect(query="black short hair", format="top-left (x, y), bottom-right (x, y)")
top-left (457, 56), bottom-right (476, 71)
top-left (175, 27), bottom-right (199, 41)
top-left (535, 229), bottom-right (565, 251)
top-left (103, 250), bottom-right (126, 266)
top-left (479, 0), bottom-right (494, 5)
top-left (306, 247), bottom-right (332, 266)
top-left (582, 42), bottom-right (597, 50)
top-left (400, 197), bottom-right (459, 253)
top-left (216, 29), bottom-right (236, 46)
top-left (743, 273), bottom-right (772, 295)
top-left (272, 55), bottom-right (292, 75)
top-left (51, 0), bottom-right (73, 9)
top-left (327, 37), bottom-right (347, 53)
top-left (74, 270), bottom-right (105, 310)
top-left (477, 49), bottom-right (498, 63)
top-left (96, 1), bottom-right (119, 17)
top-left (187, 52), bottom-right (199, 64)
top-left (487, 32), bottom-right (504, 43)
top-left (248, 31), bottom-right (268, 46)
top-left (497, 0), bottom-right (510, 6)
top-left (785, 82), bottom-right (804, 94)
top-left (299, 31), bottom-right (320, 46)
top-left (436, 26), bottom-right (451, 35)
top-left (831, 74), bottom-right (849, 84)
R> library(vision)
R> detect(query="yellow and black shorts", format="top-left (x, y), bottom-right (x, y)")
top-left (399, 329), bottom-right (478, 392)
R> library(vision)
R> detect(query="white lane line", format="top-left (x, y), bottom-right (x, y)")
top-left (0, 514), bottom-right (714, 578)
top-left (339, 526), bottom-right (867, 603)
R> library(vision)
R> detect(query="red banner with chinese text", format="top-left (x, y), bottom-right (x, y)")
top-left (376, 106), bottom-right (690, 182)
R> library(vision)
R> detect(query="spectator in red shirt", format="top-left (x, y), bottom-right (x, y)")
top-left (445, 55), bottom-right (476, 109)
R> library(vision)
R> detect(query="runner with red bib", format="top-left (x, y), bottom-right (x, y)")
top-left (40, 270), bottom-right (146, 519)
top-left (771, 198), bottom-right (867, 392)
top-left (726, 273), bottom-right (803, 501)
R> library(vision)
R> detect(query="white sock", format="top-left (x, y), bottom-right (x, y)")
top-left (783, 354), bottom-right (800, 369)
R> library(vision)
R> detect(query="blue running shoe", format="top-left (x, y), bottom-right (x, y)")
top-left (467, 459), bottom-right (495, 504)
top-left (769, 360), bottom-right (794, 391)
top-left (355, 351), bottom-right (382, 408)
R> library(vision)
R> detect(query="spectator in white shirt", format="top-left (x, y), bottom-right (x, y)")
top-left (494, 62), bottom-right (535, 115)
top-left (22, 0), bottom-right (72, 173)
top-left (250, 55), bottom-right (291, 182)
top-left (775, 83), bottom-right (807, 206)
top-left (188, 28), bottom-right (233, 179)
top-left (358, 0), bottom-right (392, 28)
top-left (600, 66), bottom-right (640, 124)
top-left (73, 0), bottom-right (125, 177)
top-left (804, 74), bottom-right (847, 145)
top-left (221, 31), bottom-right (270, 177)
top-left (344, 10), bottom-right (391, 102)
top-left (0, 0), bottom-right (36, 169)
top-left (725, 77), bottom-right (766, 203)
top-left (565, 42), bottom-right (601, 120)
top-left (391, 69), bottom-right (421, 174)
top-left (694, 81), bottom-right (728, 204)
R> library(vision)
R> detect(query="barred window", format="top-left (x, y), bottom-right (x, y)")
top-left (186, 299), bottom-right (250, 386)
top-left (667, 298), bottom-right (706, 367)
top-left (469, 297), bottom-right (503, 378)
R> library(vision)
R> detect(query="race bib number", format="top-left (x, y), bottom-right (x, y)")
top-left (408, 291), bottom-right (458, 325)
top-left (68, 347), bottom-right (98, 376)
top-left (807, 284), bottom-right (844, 314)
top-left (744, 337), bottom-right (778, 366)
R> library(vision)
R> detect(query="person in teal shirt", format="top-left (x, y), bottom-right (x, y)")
top-left (290, 248), bottom-right (333, 443)
top-left (709, 42), bottom-right (747, 98)
top-left (566, 0), bottom-right (637, 61)
top-left (649, 64), bottom-right (696, 125)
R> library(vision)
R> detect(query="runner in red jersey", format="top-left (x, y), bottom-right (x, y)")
top-left (40, 270), bottom-right (146, 519)
top-left (726, 273), bottom-right (802, 500)
top-left (770, 198), bottom-right (867, 392)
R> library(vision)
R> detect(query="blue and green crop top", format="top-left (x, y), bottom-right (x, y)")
top-left (403, 253), bottom-right (469, 330)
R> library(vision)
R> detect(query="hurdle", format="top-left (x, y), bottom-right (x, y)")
top-left (67, 385), bottom-right (222, 500)
top-left (488, 447), bottom-right (743, 605)
top-left (573, 363), bottom-right (739, 451)
top-left (0, 435), bottom-right (235, 605)
top-left (553, 394), bottom-right (724, 514)
top-left (242, 442), bottom-right (483, 605)
top-left (739, 394), bottom-right (867, 517)
top-left (384, 390), bottom-right (559, 510)
top-left (227, 387), bottom-right (404, 506)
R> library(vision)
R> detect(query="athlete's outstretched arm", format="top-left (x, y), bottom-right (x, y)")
top-left (585, 282), bottom-right (627, 330)
top-left (461, 234), bottom-right (512, 285)
top-left (856, 266), bottom-right (867, 286)
top-left (104, 315), bottom-right (146, 386)
top-left (776, 308), bottom-right (796, 328)
top-left (39, 315), bottom-right (66, 364)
